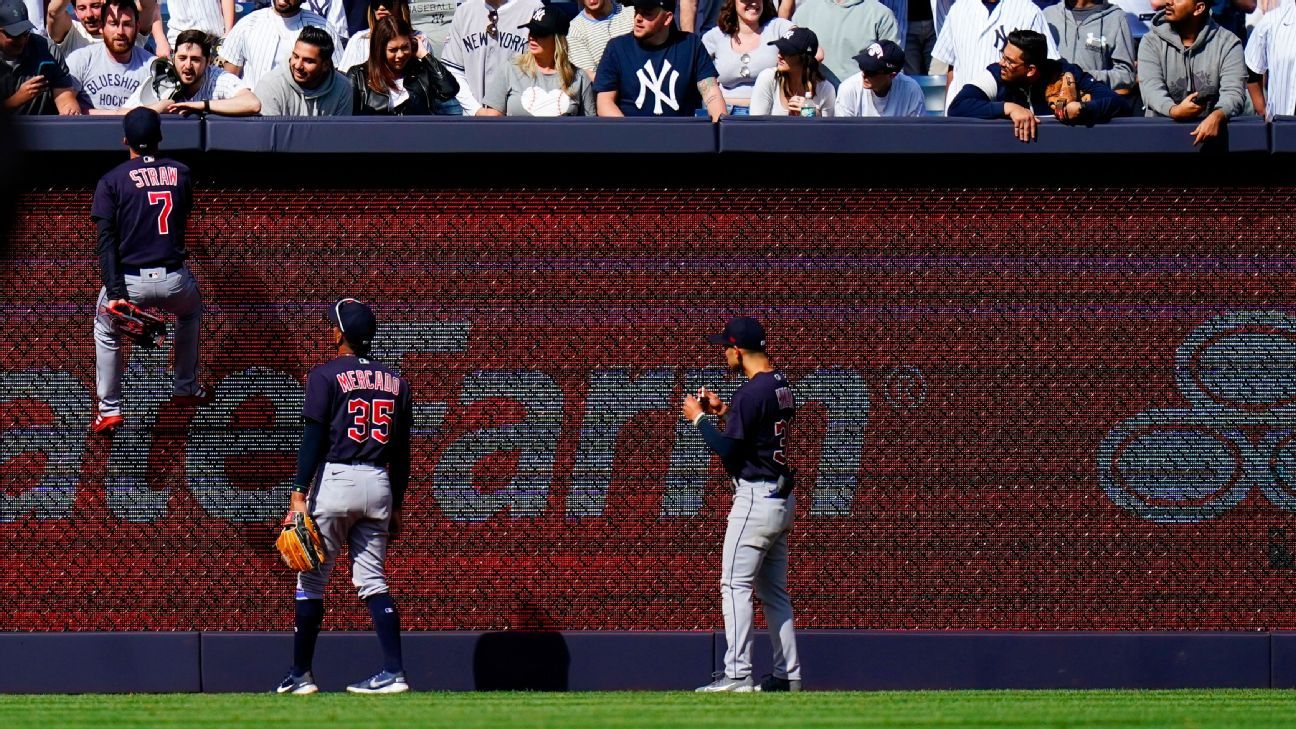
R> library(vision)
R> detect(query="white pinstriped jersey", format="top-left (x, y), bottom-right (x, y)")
top-left (245, 0), bottom-right (350, 40)
top-left (221, 8), bottom-right (341, 88)
top-left (440, 0), bottom-right (543, 114)
top-left (122, 66), bottom-right (251, 107)
top-left (1246, 1), bottom-right (1296, 120)
top-left (932, 0), bottom-right (1057, 110)
top-left (165, 0), bottom-right (228, 43)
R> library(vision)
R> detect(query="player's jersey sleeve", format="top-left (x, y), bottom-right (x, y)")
top-left (303, 367), bottom-right (335, 424)
top-left (90, 174), bottom-right (117, 224)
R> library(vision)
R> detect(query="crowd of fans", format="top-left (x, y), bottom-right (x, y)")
top-left (0, 0), bottom-right (1288, 141)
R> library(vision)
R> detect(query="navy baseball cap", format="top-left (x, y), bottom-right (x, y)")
top-left (621, 0), bottom-right (672, 11)
top-left (520, 5), bottom-right (569, 36)
top-left (123, 107), bottom-right (163, 149)
top-left (854, 40), bottom-right (904, 74)
top-left (707, 317), bottom-right (767, 352)
top-left (0, 0), bottom-right (35, 36)
top-left (770, 27), bottom-right (818, 58)
top-left (327, 297), bottom-right (377, 350)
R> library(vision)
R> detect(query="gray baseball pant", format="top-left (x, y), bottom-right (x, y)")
top-left (721, 479), bottom-right (800, 681)
top-left (297, 462), bottom-right (393, 600)
top-left (94, 266), bottom-right (203, 416)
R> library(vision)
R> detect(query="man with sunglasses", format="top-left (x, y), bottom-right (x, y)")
top-left (682, 317), bottom-right (801, 693)
top-left (594, 0), bottom-right (725, 120)
top-left (947, 28), bottom-right (1124, 142)
top-left (276, 297), bottom-right (415, 695)
top-left (440, 0), bottom-right (542, 113)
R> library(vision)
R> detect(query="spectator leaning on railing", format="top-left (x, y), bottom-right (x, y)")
top-left (701, 0), bottom-right (792, 115)
top-left (254, 24), bottom-right (352, 114)
top-left (348, 15), bottom-right (460, 113)
top-left (750, 26), bottom-right (835, 114)
top-left (835, 39), bottom-right (925, 116)
top-left (478, 6), bottom-right (595, 116)
top-left (221, 0), bottom-right (340, 88)
top-left (0, 0), bottom-right (82, 114)
top-left (440, 0), bottom-right (542, 114)
top-left (339, 0), bottom-right (429, 72)
top-left (933, 0), bottom-right (1056, 111)
top-left (948, 29), bottom-right (1125, 140)
top-left (161, 0), bottom-right (234, 47)
top-left (568, 0), bottom-right (633, 82)
top-left (1245, 0), bottom-right (1296, 120)
top-left (1137, 0), bottom-right (1245, 145)
top-left (791, 0), bottom-right (899, 88)
top-left (1042, 0), bottom-right (1134, 95)
top-left (123, 29), bottom-right (261, 114)
top-left (66, 0), bottom-right (155, 113)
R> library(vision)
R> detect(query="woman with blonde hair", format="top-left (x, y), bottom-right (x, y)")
top-left (477, 6), bottom-right (595, 116)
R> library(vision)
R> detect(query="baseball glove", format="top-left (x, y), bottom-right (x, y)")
top-left (276, 511), bottom-right (326, 572)
top-left (1045, 72), bottom-right (1091, 113)
top-left (102, 301), bottom-right (166, 348)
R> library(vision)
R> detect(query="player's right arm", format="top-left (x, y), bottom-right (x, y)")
top-left (292, 369), bottom-right (334, 512)
top-left (46, 0), bottom-right (72, 44)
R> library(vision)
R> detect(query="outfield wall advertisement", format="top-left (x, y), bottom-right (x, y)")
top-left (3, 188), bottom-right (1294, 631)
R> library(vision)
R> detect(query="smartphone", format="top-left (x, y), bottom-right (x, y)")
top-left (36, 60), bottom-right (57, 81)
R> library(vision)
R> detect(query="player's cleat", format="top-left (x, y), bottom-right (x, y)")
top-left (90, 412), bottom-right (124, 434)
top-left (171, 385), bottom-right (216, 406)
top-left (275, 670), bottom-right (318, 695)
top-left (346, 670), bottom-right (410, 694)
top-left (695, 673), bottom-right (754, 692)
top-left (755, 675), bottom-right (801, 692)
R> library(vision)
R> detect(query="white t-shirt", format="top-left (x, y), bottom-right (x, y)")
top-left (834, 70), bottom-right (926, 116)
top-left (221, 8), bottom-right (341, 88)
top-left (748, 66), bottom-right (836, 115)
top-left (55, 20), bottom-right (149, 58)
top-left (66, 44), bottom-right (155, 110)
top-left (165, 0), bottom-right (229, 43)
top-left (122, 66), bottom-right (251, 107)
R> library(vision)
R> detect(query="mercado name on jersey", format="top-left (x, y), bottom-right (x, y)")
top-left (336, 367), bottom-right (403, 396)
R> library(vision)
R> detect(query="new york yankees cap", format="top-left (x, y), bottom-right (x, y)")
top-left (0, 0), bottom-right (35, 36)
top-left (621, 0), bottom-right (673, 12)
top-left (520, 5), bottom-right (570, 37)
top-left (123, 107), bottom-right (163, 149)
top-left (853, 40), bottom-right (904, 74)
top-left (707, 317), bottom-right (767, 352)
top-left (770, 27), bottom-right (818, 58)
top-left (327, 297), bottom-right (377, 351)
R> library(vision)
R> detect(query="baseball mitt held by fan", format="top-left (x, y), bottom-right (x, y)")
top-left (276, 511), bottom-right (326, 572)
top-left (1045, 72), bottom-right (1091, 113)
top-left (103, 301), bottom-right (166, 348)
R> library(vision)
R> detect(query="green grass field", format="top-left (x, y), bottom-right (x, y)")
top-left (5, 690), bottom-right (1296, 729)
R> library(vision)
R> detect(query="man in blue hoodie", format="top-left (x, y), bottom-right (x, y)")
top-left (948, 28), bottom-right (1125, 142)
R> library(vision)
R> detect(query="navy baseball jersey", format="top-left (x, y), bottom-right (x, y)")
top-left (722, 371), bottom-right (795, 482)
top-left (90, 156), bottom-right (193, 267)
top-left (304, 354), bottom-right (414, 465)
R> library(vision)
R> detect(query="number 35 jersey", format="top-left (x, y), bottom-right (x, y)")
top-left (91, 156), bottom-right (193, 268)
top-left (722, 371), bottom-right (796, 483)
top-left (304, 354), bottom-right (414, 466)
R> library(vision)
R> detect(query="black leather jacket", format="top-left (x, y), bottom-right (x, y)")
top-left (347, 57), bottom-right (460, 116)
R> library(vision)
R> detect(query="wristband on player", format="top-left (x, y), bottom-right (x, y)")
top-left (690, 412), bottom-right (710, 427)
top-left (291, 483), bottom-right (309, 494)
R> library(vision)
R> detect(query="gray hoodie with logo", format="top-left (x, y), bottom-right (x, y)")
top-left (1137, 9), bottom-right (1246, 118)
top-left (1042, 1), bottom-right (1134, 92)
top-left (254, 66), bottom-right (353, 117)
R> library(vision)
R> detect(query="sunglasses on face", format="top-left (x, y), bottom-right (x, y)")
top-left (486, 8), bottom-right (499, 39)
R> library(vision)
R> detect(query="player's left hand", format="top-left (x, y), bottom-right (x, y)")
top-left (389, 508), bottom-right (402, 541)
top-left (1190, 110), bottom-right (1225, 146)
top-left (697, 387), bottom-right (728, 417)
top-left (681, 395), bottom-right (704, 423)
top-left (290, 491), bottom-right (308, 514)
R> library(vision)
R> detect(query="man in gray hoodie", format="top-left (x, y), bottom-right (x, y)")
top-left (1042, 0), bottom-right (1134, 94)
top-left (254, 25), bottom-right (352, 116)
top-left (1137, 0), bottom-right (1245, 145)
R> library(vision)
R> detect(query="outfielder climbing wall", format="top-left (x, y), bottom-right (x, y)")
top-left (4, 187), bottom-right (1296, 631)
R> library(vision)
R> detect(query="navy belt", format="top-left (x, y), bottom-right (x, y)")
top-left (123, 263), bottom-right (183, 276)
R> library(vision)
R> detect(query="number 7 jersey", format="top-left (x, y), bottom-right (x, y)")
top-left (91, 156), bottom-right (193, 267)
top-left (304, 354), bottom-right (414, 466)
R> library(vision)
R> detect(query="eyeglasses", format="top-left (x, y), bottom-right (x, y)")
top-left (486, 8), bottom-right (499, 40)
top-left (739, 53), bottom-right (751, 79)
top-left (999, 51), bottom-right (1026, 69)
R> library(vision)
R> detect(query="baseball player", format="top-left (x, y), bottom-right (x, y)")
top-left (1246, 0), bottom-right (1296, 120)
top-left (91, 107), bottom-right (210, 434)
top-left (932, 0), bottom-right (1057, 111)
top-left (683, 316), bottom-right (800, 693)
top-left (277, 297), bottom-right (414, 695)
top-left (221, 0), bottom-right (340, 89)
